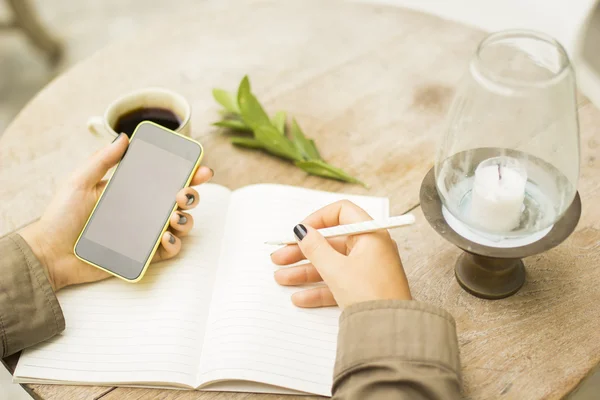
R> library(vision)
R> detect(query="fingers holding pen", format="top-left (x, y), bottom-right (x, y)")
top-left (291, 287), bottom-right (337, 308)
top-left (274, 263), bottom-right (323, 286)
top-left (270, 236), bottom-right (348, 265)
top-left (274, 263), bottom-right (337, 308)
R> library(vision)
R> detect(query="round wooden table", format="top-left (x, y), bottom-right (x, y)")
top-left (2, 1), bottom-right (599, 399)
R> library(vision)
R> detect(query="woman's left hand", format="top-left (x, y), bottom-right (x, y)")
top-left (19, 133), bottom-right (214, 291)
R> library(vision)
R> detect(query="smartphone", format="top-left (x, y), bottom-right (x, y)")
top-left (74, 121), bottom-right (203, 282)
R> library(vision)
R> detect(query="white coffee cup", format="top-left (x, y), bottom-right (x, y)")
top-left (88, 87), bottom-right (191, 138)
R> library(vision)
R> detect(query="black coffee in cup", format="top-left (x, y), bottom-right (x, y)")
top-left (114, 107), bottom-right (181, 137)
top-left (88, 88), bottom-right (191, 138)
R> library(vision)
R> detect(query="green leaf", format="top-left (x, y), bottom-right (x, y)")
top-left (219, 109), bottom-right (246, 120)
top-left (254, 125), bottom-right (303, 161)
top-left (230, 137), bottom-right (264, 149)
top-left (296, 160), bottom-right (367, 187)
top-left (213, 119), bottom-right (252, 131)
top-left (271, 111), bottom-right (287, 135)
top-left (237, 76), bottom-right (272, 131)
top-left (237, 75), bottom-right (251, 105)
top-left (212, 89), bottom-right (240, 113)
top-left (290, 119), bottom-right (321, 160)
top-left (236, 76), bottom-right (302, 161)
top-left (307, 139), bottom-right (323, 161)
top-left (212, 75), bottom-right (367, 188)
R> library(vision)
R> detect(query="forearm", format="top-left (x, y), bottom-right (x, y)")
top-left (0, 234), bottom-right (65, 357)
top-left (333, 300), bottom-right (461, 400)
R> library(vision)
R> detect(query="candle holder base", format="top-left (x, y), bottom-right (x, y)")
top-left (455, 253), bottom-right (525, 299)
top-left (420, 165), bottom-right (581, 300)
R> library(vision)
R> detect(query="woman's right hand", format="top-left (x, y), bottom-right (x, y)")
top-left (271, 200), bottom-right (412, 309)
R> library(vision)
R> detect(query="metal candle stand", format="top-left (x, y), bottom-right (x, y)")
top-left (419, 167), bottom-right (581, 300)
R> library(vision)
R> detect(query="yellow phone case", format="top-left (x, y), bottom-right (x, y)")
top-left (74, 121), bottom-right (204, 283)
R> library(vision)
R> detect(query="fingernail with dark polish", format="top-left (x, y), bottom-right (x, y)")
top-left (293, 224), bottom-right (307, 241)
top-left (168, 233), bottom-right (176, 244)
top-left (177, 213), bottom-right (187, 225)
top-left (186, 194), bottom-right (195, 205)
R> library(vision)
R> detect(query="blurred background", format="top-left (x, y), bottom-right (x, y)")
top-left (0, 0), bottom-right (597, 134)
top-left (0, 0), bottom-right (201, 133)
top-left (0, 0), bottom-right (598, 399)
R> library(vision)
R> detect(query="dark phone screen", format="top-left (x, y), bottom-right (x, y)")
top-left (76, 123), bottom-right (201, 280)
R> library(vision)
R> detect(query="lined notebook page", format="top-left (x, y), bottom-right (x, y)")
top-left (14, 184), bottom-right (232, 388)
top-left (197, 184), bottom-right (389, 396)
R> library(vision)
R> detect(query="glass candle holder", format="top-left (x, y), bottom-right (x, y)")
top-left (435, 30), bottom-right (580, 244)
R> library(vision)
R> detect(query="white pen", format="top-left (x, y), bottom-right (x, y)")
top-left (265, 214), bottom-right (416, 246)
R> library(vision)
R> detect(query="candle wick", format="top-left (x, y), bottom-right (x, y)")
top-left (498, 164), bottom-right (502, 180)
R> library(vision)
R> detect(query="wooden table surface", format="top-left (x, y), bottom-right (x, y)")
top-left (1, 0), bottom-right (599, 399)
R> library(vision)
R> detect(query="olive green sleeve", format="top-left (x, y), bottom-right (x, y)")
top-left (333, 300), bottom-right (461, 400)
top-left (0, 234), bottom-right (65, 357)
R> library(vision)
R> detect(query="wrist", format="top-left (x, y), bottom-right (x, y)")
top-left (19, 222), bottom-right (59, 291)
top-left (387, 286), bottom-right (412, 301)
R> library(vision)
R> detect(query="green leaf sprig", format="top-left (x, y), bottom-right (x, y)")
top-left (212, 76), bottom-right (366, 187)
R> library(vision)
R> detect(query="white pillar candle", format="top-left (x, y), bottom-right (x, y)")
top-left (470, 156), bottom-right (527, 233)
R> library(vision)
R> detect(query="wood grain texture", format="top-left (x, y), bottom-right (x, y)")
top-left (0, 0), bottom-right (598, 399)
top-left (0, 0), bottom-right (481, 237)
top-left (398, 103), bottom-right (600, 400)
top-left (25, 385), bottom-right (114, 400)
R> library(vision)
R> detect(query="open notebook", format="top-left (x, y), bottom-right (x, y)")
top-left (13, 184), bottom-right (389, 396)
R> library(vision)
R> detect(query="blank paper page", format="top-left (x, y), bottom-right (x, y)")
top-left (14, 183), bottom-right (231, 388)
top-left (197, 184), bottom-right (388, 396)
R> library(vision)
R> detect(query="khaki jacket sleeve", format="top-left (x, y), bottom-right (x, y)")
top-left (333, 300), bottom-right (461, 400)
top-left (0, 233), bottom-right (65, 358)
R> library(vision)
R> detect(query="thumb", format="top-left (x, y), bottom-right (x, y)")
top-left (73, 133), bottom-right (129, 187)
top-left (293, 224), bottom-right (344, 273)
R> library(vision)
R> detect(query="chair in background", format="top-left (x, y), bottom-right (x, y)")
top-left (1, 0), bottom-right (63, 65)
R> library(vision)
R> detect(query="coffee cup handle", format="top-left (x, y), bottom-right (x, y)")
top-left (87, 116), bottom-right (115, 138)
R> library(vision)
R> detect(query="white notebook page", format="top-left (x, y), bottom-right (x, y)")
top-left (14, 184), bottom-right (232, 387)
top-left (197, 184), bottom-right (389, 396)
